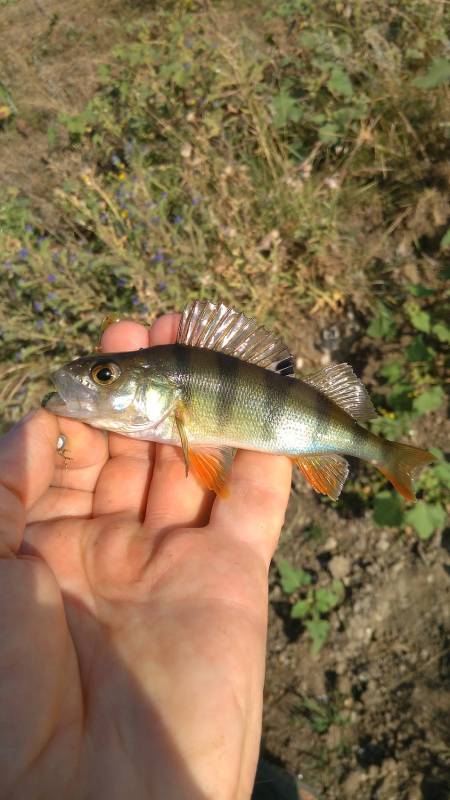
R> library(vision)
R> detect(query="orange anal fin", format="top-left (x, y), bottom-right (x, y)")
top-left (189, 447), bottom-right (235, 498)
top-left (292, 453), bottom-right (349, 501)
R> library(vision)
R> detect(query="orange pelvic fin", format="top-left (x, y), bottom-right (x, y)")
top-left (377, 442), bottom-right (436, 501)
top-left (292, 453), bottom-right (349, 500)
top-left (189, 447), bottom-right (235, 498)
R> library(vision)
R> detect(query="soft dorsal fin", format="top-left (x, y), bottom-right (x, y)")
top-left (177, 300), bottom-right (295, 375)
top-left (303, 363), bottom-right (378, 422)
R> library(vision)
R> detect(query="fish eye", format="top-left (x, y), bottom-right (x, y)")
top-left (91, 362), bottom-right (121, 386)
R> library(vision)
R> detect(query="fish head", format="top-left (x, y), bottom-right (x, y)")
top-left (43, 348), bottom-right (177, 433)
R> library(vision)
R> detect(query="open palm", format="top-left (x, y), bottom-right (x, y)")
top-left (0, 314), bottom-right (292, 800)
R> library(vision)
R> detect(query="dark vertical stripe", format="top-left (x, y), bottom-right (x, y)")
top-left (263, 368), bottom-right (291, 442)
top-left (175, 344), bottom-right (192, 406)
top-left (311, 386), bottom-right (332, 444)
top-left (214, 352), bottom-right (239, 430)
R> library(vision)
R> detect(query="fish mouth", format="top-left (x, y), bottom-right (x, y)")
top-left (42, 390), bottom-right (67, 413)
top-left (42, 369), bottom-right (97, 419)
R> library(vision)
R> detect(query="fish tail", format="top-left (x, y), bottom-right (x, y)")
top-left (376, 441), bottom-right (436, 501)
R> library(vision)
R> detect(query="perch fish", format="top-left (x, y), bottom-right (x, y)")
top-left (43, 300), bottom-right (434, 500)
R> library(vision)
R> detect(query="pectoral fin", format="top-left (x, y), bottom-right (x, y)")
top-left (292, 453), bottom-right (349, 500)
top-left (175, 406), bottom-right (190, 477)
top-left (174, 405), bottom-right (234, 496)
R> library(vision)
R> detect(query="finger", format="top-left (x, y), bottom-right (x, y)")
top-left (27, 486), bottom-right (93, 523)
top-left (0, 410), bottom-right (59, 555)
top-left (51, 418), bottom-right (109, 491)
top-left (145, 444), bottom-right (215, 535)
top-left (210, 451), bottom-right (292, 567)
top-left (93, 314), bottom-right (180, 519)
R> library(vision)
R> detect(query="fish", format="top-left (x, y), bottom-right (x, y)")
top-left (43, 300), bottom-right (435, 500)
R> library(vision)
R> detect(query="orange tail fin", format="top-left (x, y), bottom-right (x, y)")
top-left (377, 442), bottom-right (436, 501)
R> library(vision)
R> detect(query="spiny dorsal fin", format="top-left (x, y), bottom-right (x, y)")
top-left (303, 363), bottom-right (378, 422)
top-left (292, 453), bottom-right (349, 500)
top-left (177, 300), bottom-right (295, 375)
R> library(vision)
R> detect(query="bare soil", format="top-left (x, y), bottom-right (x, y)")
top-left (262, 477), bottom-right (450, 800)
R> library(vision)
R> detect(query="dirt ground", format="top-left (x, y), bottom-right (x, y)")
top-left (262, 480), bottom-right (450, 800)
top-left (257, 317), bottom-right (450, 800)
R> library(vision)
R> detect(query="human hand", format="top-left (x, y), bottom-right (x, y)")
top-left (0, 313), bottom-right (292, 800)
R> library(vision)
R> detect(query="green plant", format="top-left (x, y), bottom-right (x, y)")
top-left (294, 695), bottom-right (348, 735)
top-left (277, 560), bottom-right (344, 653)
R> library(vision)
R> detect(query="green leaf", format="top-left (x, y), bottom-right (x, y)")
top-left (408, 283), bottom-right (435, 297)
top-left (387, 383), bottom-right (413, 413)
top-left (314, 583), bottom-right (343, 614)
top-left (379, 360), bottom-right (403, 383)
top-left (277, 560), bottom-right (311, 594)
top-left (318, 123), bottom-right (339, 143)
top-left (412, 58), bottom-right (450, 89)
top-left (406, 303), bottom-right (430, 333)
top-left (306, 618), bottom-right (330, 654)
top-left (367, 304), bottom-right (397, 340)
top-left (327, 67), bottom-right (353, 98)
top-left (434, 461), bottom-right (450, 489)
top-left (272, 89), bottom-right (303, 127)
top-left (406, 336), bottom-right (434, 362)
top-left (432, 322), bottom-right (450, 343)
top-left (405, 501), bottom-right (446, 540)
top-left (440, 228), bottom-right (450, 248)
top-left (373, 491), bottom-right (404, 527)
top-left (412, 385), bottom-right (445, 414)
top-left (291, 599), bottom-right (311, 619)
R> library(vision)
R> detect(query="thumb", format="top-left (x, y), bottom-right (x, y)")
top-left (0, 410), bottom-right (60, 557)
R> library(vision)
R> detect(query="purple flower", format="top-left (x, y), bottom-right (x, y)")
top-left (156, 282), bottom-right (167, 292)
top-left (47, 274), bottom-right (56, 283)
top-left (153, 250), bottom-right (164, 262)
top-left (18, 248), bottom-right (29, 259)
top-left (161, 192), bottom-right (168, 199)
top-left (131, 294), bottom-right (139, 306)
top-left (35, 319), bottom-right (44, 330)
top-left (173, 215), bottom-right (183, 224)
top-left (117, 277), bottom-right (127, 287)
top-left (33, 300), bottom-right (43, 312)
top-left (191, 197), bottom-right (200, 206)
top-left (25, 224), bottom-right (33, 233)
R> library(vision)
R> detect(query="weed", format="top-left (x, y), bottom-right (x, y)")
top-left (293, 695), bottom-right (348, 735)
top-left (277, 560), bottom-right (344, 653)
top-left (334, 277), bottom-right (449, 537)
